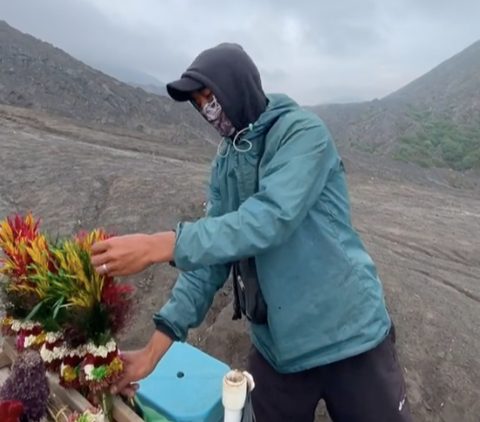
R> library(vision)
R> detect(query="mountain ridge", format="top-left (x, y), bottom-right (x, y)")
top-left (311, 38), bottom-right (480, 173)
top-left (0, 20), bottom-right (218, 147)
top-left (0, 19), bottom-right (478, 173)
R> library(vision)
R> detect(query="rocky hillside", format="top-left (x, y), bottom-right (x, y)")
top-left (312, 40), bottom-right (480, 173)
top-left (2, 19), bottom-right (478, 173)
top-left (0, 21), bottom-right (217, 145)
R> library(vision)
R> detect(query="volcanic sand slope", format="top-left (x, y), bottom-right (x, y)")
top-left (1, 106), bottom-right (479, 422)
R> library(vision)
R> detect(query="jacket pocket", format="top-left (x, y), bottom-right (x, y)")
top-left (232, 257), bottom-right (268, 325)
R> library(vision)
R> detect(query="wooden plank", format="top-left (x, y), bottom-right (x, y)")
top-left (0, 366), bottom-right (10, 385)
top-left (112, 396), bottom-right (146, 422)
top-left (3, 338), bottom-right (143, 422)
top-left (0, 348), bottom-right (11, 369)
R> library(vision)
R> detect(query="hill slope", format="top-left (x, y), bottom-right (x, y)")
top-left (312, 40), bottom-right (480, 172)
top-left (1, 105), bottom-right (479, 422)
top-left (0, 20), bottom-right (217, 146)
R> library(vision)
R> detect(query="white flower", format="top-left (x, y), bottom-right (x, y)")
top-left (10, 320), bottom-right (39, 332)
top-left (40, 343), bottom-right (68, 362)
top-left (44, 332), bottom-right (62, 343)
top-left (83, 364), bottom-right (96, 380)
top-left (60, 363), bottom-right (67, 375)
top-left (85, 339), bottom-right (117, 358)
top-left (61, 345), bottom-right (88, 358)
top-left (24, 334), bottom-right (39, 348)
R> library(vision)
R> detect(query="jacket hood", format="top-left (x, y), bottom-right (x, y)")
top-left (179, 43), bottom-right (268, 130)
top-left (251, 93), bottom-right (300, 135)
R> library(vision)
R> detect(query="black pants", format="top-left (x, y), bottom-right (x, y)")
top-left (246, 326), bottom-right (412, 422)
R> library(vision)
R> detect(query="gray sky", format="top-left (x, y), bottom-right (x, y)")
top-left (3, 0), bottom-right (480, 105)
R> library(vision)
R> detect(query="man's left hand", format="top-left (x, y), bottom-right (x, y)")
top-left (90, 232), bottom-right (176, 277)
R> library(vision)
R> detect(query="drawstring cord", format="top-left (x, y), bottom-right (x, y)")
top-left (216, 123), bottom-right (254, 157)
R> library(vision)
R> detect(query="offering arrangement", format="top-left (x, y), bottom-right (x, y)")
top-left (0, 213), bottom-right (136, 422)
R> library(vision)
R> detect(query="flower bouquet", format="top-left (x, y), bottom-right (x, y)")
top-left (0, 213), bottom-right (135, 422)
top-left (0, 349), bottom-right (108, 421)
top-left (0, 349), bottom-right (50, 421)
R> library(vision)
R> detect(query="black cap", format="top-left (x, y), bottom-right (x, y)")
top-left (166, 76), bottom-right (204, 102)
top-left (168, 43), bottom-right (266, 129)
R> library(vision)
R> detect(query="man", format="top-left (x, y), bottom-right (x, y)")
top-left (90, 43), bottom-right (413, 422)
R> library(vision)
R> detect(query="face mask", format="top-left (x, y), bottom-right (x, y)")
top-left (201, 95), bottom-right (236, 137)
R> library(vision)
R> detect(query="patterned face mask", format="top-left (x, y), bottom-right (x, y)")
top-left (201, 95), bottom-right (236, 137)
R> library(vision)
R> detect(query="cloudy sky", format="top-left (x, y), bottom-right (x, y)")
top-left (3, 0), bottom-right (480, 105)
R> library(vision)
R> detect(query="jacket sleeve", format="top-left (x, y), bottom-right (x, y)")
top-left (153, 167), bottom-right (232, 342)
top-left (173, 118), bottom-right (340, 272)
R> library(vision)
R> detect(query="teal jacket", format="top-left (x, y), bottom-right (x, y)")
top-left (155, 93), bottom-right (391, 373)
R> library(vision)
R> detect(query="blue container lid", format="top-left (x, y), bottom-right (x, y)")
top-left (137, 342), bottom-right (230, 422)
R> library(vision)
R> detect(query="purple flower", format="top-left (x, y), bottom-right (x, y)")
top-left (0, 350), bottom-right (50, 421)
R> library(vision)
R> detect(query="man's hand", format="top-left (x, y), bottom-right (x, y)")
top-left (90, 231), bottom-right (176, 277)
top-left (111, 330), bottom-right (174, 397)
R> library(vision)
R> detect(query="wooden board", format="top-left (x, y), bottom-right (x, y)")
top-left (2, 338), bottom-right (144, 422)
top-left (0, 348), bottom-right (11, 385)
top-left (0, 348), bottom-right (11, 370)
top-left (0, 366), bottom-right (10, 385)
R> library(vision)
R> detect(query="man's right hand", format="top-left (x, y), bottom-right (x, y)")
top-left (111, 330), bottom-right (174, 397)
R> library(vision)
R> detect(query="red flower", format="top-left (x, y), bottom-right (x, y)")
top-left (7, 213), bottom-right (40, 241)
top-left (74, 229), bottom-right (116, 247)
top-left (101, 278), bottom-right (134, 335)
top-left (0, 212), bottom-right (42, 278)
top-left (0, 399), bottom-right (25, 422)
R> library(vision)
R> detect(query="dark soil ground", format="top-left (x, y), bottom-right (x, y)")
top-left (1, 105), bottom-right (479, 422)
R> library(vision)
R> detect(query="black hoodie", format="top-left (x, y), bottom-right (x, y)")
top-left (167, 43), bottom-right (268, 130)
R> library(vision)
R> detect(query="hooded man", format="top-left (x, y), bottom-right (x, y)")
top-left (90, 43), bottom-right (413, 422)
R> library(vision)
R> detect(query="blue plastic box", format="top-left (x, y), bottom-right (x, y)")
top-left (137, 342), bottom-right (230, 422)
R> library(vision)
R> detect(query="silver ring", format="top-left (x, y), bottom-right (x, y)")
top-left (102, 263), bottom-right (108, 274)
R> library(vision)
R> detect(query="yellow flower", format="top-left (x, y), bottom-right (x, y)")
top-left (0, 258), bottom-right (16, 276)
top-left (33, 331), bottom-right (47, 346)
top-left (0, 219), bottom-right (14, 244)
top-left (1, 316), bottom-right (14, 327)
top-left (62, 365), bottom-right (78, 382)
top-left (48, 239), bottom-right (105, 309)
top-left (24, 212), bottom-right (36, 230)
top-left (27, 236), bottom-right (50, 270)
top-left (108, 357), bottom-right (124, 374)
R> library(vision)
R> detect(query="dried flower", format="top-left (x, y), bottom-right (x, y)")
top-left (0, 350), bottom-right (50, 421)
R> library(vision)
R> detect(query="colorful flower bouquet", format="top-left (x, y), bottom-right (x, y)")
top-left (0, 213), bottom-right (135, 421)
top-left (0, 349), bottom-right (50, 421)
